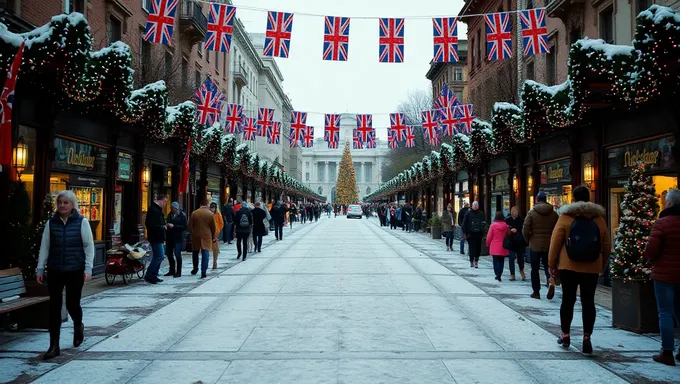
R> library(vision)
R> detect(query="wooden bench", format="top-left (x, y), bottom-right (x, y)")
top-left (0, 268), bottom-right (50, 329)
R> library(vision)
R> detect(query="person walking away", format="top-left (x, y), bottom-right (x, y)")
top-left (301, 205), bottom-right (307, 224)
top-left (221, 199), bottom-right (234, 244)
top-left (145, 194), bottom-right (168, 284)
top-left (462, 201), bottom-right (485, 268)
top-left (234, 200), bottom-right (253, 260)
top-left (523, 191), bottom-right (559, 299)
top-left (36, 190), bottom-right (94, 360)
top-left (458, 202), bottom-right (470, 254)
top-left (246, 202), bottom-right (256, 252)
top-left (390, 205), bottom-right (397, 229)
top-left (188, 199), bottom-right (216, 278)
top-left (166, 202), bottom-right (187, 277)
top-left (414, 203), bottom-right (423, 232)
top-left (252, 202), bottom-right (268, 253)
top-left (289, 204), bottom-right (297, 229)
top-left (442, 204), bottom-right (455, 251)
top-left (548, 186), bottom-right (610, 355)
top-left (271, 201), bottom-right (286, 240)
top-left (487, 211), bottom-right (510, 281)
top-left (505, 206), bottom-right (526, 281)
top-left (643, 188), bottom-right (680, 366)
top-left (403, 203), bottom-right (413, 232)
top-left (209, 203), bottom-right (223, 269)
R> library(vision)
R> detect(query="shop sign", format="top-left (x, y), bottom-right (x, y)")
top-left (116, 153), bottom-right (133, 181)
top-left (71, 174), bottom-right (105, 188)
top-left (53, 138), bottom-right (107, 174)
top-left (540, 159), bottom-right (571, 184)
top-left (207, 176), bottom-right (220, 191)
top-left (491, 173), bottom-right (509, 191)
top-left (607, 136), bottom-right (675, 177)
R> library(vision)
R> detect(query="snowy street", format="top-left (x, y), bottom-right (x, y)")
top-left (1, 216), bottom-right (677, 383)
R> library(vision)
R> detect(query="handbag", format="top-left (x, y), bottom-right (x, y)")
top-left (502, 235), bottom-right (514, 250)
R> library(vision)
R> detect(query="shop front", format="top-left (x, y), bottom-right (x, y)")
top-left (525, 165), bottom-right (535, 212)
top-left (538, 157), bottom-right (572, 209)
top-left (112, 151), bottom-right (137, 245)
top-left (490, 172), bottom-right (511, 218)
top-left (453, 171), bottom-right (470, 216)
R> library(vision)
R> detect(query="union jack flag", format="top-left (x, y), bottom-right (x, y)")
top-left (433, 17), bottom-right (459, 63)
top-left (439, 106), bottom-right (459, 136)
top-left (352, 129), bottom-right (363, 149)
top-left (225, 103), bottom-right (243, 134)
top-left (355, 114), bottom-right (373, 143)
top-left (302, 126), bottom-right (315, 147)
top-left (243, 117), bottom-right (258, 141)
top-left (290, 110), bottom-right (307, 143)
top-left (434, 83), bottom-right (461, 112)
top-left (484, 12), bottom-right (513, 61)
top-left (365, 131), bottom-right (376, 149)
top-left (327, 140), bottom-right (339, 149)
top-left (388, 130), bottom-right (399, 149)
top-left (0, 41), bottom-right (24, 166)
top-left (323, 16), bottom-right (350, 61)
top-left (263, 11), bottom-right (294, 58)
top-left (204, 3), bottom-right (236, 53)
top-left (456, 104), bottom-right (475, 134)
top-left (379, 18), bottom-right (405, 63)
top-left (520, 8), bottom-right (550, 56)
top-left (389, 113), bottom-right (408, 142)
top-left (421, 110), bottom-right (440, 146)
top-left (267, 121), bottom-right (281, 144)
top-left (193, 79), bottom-right (223, 126)
top-left (404, 126), bottom-right (416, 148)
top-left (324, 113), bottom-right (340, 146)
top-left (257, 107), bottom-right (275, 137)
top-left (143, 0), bottom-right (179, 45)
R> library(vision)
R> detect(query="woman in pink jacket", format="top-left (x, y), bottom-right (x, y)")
top-left (486, 211), bottom-right (510, 281)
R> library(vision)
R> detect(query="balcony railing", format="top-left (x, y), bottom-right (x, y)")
top-left (233, 64), bottom-right (248, 86)
top-left (179, 0), bottom-right (207, 44)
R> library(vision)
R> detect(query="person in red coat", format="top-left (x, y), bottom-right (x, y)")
top-left (644, 188), bottom-right (680, 366)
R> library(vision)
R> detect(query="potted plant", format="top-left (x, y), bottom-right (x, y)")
top-left (610, 162), bottom-right (659, 333)
top-left (428, 214), bottom-right (442, 240)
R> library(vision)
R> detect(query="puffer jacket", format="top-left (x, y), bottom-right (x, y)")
top-left (47, 210), bottom-right (85, 272)
top-left (441, 209), bottom-right (455, 232)
top-left (644, 205), bottom-right (680, 284)
top-left (522, 202), bottom-right (558, 251)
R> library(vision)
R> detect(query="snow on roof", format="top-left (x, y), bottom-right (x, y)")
top-left (638, 5), bottom-right (680, 27)
top-left (576, 38), bottom-right (635, 59)
top-left (525, 79), bottom-right (571, 96)
top-left (493, 102), bottom-right (522, 112)
top-left (91, 41), bottom-right (130, 58)
top-left (0, 12), bottom-right (89, 48)
top-left (236, 143), bottom-right (249, 151)
top-left (130, 80), bottom-right (166, 98)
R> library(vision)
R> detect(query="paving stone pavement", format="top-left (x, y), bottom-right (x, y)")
top-left (1, 216), bottom-right (678, 383)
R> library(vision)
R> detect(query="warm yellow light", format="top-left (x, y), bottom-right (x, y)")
top-left (13, 137), bottom-right (27, 176)
top-left (167, 169), bottom-right (172, 185)
top-left (143, 166), bottom-right (150, 184)
top-left (512, 175), bottom-right (518, 191)
top-left (583, 162), bottom-right (594, 184)
top-left (527, 175), bottom-right (533, 190)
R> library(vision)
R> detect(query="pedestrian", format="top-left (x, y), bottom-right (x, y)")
top-left (457, 202), bottom-right (470, 254)
top-left (643, 188), bottom-right (680, 366)
top-left (505, 206), bottom-right (526, 281)
top-left (221, 198), bottom-right (234, 244)
top-left (289, 203), bottom-right (297, 228)
top-left (390, 204), bottom-right (397, 229)
top-left (522, 191), bottom-right (559, 299)
top-left (234, 199), bottom-right (253, 260)
top-left (403, 203), bottom-right (413, 232)
top-left (487, 211), bottom-right (510, 281)
top-left (246, 201), bottom-right (256, 252)
top-left (462, 201), bottom-right (485, 268)
top-left (252, 201), bottom-right (268, 253)
top-left (271, 200), bottom-right (286, 240)
top-left (548, 186), bottom-right (610, 355)
top-left (188, 198), bottom-right (216, 279)
top-left (414, 203), bottom-right (423, 232)
top-left (36, 190), bottom-right (94, 360)
top-left (441, 203), bottom-right (455, 251)
top-left (144, 194), bottom-right (168, 284)
top-left (209, 202), bottom-right (223, 270)
top-left (165, 202), bottom-right (187, 278)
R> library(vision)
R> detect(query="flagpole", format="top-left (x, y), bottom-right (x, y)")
top-left (516, 0), bottom-right (524, 103)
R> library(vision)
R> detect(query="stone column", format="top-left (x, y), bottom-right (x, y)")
top-left (361, 162), bottom-right (365, 184)
top-left (324, 161), bottom-right (329, 183)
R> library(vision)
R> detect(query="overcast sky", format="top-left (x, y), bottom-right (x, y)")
top-left (233, 0), bottom-right (467, 138)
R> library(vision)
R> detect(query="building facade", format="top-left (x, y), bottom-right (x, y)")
top-left (301, 114), bottom-right (388, 202)
top-left (426, 40), bottom-right (469, 104)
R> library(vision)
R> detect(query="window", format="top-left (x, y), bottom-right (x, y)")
top-left (636, 0), bottom-right (652, 15)
top-left (454, 90), bottom-right (464, 101)
top-left (318, 187), bottom-right (323, 195)
top-left (470, 38), bottom-right (475, 67)
top-left (64, 0), bottom-right (85, 13)
top-left (366, 187), bottom-right (371, 195)
top-left (317, 164), bottom-right (325, 182)
top-left (195, 70), bottom-right (201, 88)
top-left (570, 27), bottom-right (581, 45)
top-left (526, 60), bottom-right (535, 80)
top-left (599, 6), bottom-right (614, 44)
top-left (181, 58), bottom-right (189, 87)
top-left (206, 48), bottom-right (210, 63)
top-left (527, 0), bottom-right (534, 9)
top-left (142, 0), bottom-right (152, 13)
top-left (197, 44), bottom-right (203, 58)
top-left (476, 30), bottom-right (482, 66)
top-left (164, 51), bottom-right (173, 79)
top-left (354, 163), bottom-right (362, 182)
top-left (365, 163), bottom-right (372, 183)
top-left (214, 51), bottom-right (219, 71)
top-left (306, 172), bottom-right (310, 181)
top-left (454, 67), bottom-right (463, 81)
top-left (107, 15), bottom-right (122, 44)
top-left (546, 45), bottom-right (556, 85)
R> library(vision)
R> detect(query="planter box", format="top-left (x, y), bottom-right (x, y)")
top-left (431, 227), bottom-right (442, 240)
top-left (612, 279), bottom-right (659, 334)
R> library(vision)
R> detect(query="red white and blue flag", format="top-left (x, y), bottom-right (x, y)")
top-left (324, 113), bottom-right (340, 148)
top-left (263, 11), bottom-right (294, 58)
top-left (389, 112), bottom-right (408, 142)
top-left (379, 18), bottom-right (405, 63)
top-left (421, 110), bottom-right (440, 146)
top-left (267, 121), bottom-right (281, 144)
top-left (302, 126), bottom-right (315, 147)
top-left (433, 17), bottom-right (459, 63)
top-left (485, 12), bottom-right (513, 61)
top-left (193, 78), bottom-right (223, 126)
top-left (243, 117), bottom-right (258, 141)
top-left (257, 107), bottom-right (275, 137)
top-left (323, 16), bottom-right (350, 61)
top-left (434, 83), bottom-right (461, 112)
top-left (143, 0), bottom-right (179, 45)
top-left (388, 130), bottom-right (399, 149)
top-left (439, 106), bottom-right (459, 136)
top-left (520, 8), bottom-right (550, 56)
top-left (290, 110), bottom-right (307, 143)
top-left (355, 114), bottom-right (373, 143)
top-left (352, 129), bottom-right (363, 149)
top-left (225, 103), bottom-right (243, 134)
top-left (0, 41), bottom-right (24, 166)
top-left (404, 126), bottom-right (416, 148)
top-left (204, 3), bottom-right (236, 53)
top-left (456, 104), bottom-right (475, 134)
top-left (365, 131), bottom-right (376, 149)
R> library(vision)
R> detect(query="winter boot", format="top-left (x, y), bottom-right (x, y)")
top-left (43, 336), bottom-right (60, 360)
top-left (652, 351), bottom-right (676, 366)
top-left (509, 274), bottom-right (516, 281)
top-left (74, 322), bottom-right (84, 347)
top-left (520, 269), bottom-right (526, 281)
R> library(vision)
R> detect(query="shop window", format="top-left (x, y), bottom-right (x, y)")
top-left (107, 15), bottom-right (122, 44)
top-left (570, 27), bottom-right (581, 45)
top-left (599, 6), bottom-right (614, 44)
top-left (49, 173), bottom-right (105, 241)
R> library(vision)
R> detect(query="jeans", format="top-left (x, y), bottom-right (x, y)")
top-left (460, 236), bottom-right (466, 253)
top-left (467, 236), bottom-right (482, 263)
top-left (192, 249), bottom-right (210, 274)
top-left (236, 233), bottom-right (249, 259)
top-left (508, 249), bottom-right (525, 275)
top-left (147, 242), bottom-right (165, 280)
top-left (166, 242), bottom-right (182, 273)
top-left (559, 270), bottom-right (599, 335)
top-left (654, 280), bottom-right (680, 351)
top-left (254, 234), bottom-right (263, 252)
top-left (492, 256), bottom-right (505, 277)
top-left (274, 224), bottom-right (283, 240)
top-left (224, 223), bottom-right (233, 243)
top-left (530, 249), bottom-right (550, 294)
top-left (445, 231), bottom-right (454, 248)
top-left (48, 269), bottom-right (84, 339)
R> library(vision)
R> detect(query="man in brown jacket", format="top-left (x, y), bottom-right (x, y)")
top-left (189, 198), bottom-right (216, 278)
top-left (522, 191), bottom-right (559, 299)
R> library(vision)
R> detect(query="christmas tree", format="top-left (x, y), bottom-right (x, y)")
top-left (611, 162), bottom-right (658, 281)
top-left (335, 141), bottom-right (360, 205)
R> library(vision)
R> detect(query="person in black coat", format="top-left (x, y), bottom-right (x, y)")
top-left (505, 206), bottom-right (526, 281)
top-left (251, 202), bottom-right (268, 252)
top-left (165, 202), bottom-right (187, 277)
top-left (221, 199), bottom-right (235, 244)
top-left (461, 201), bottom-right (485, 268)
top-left (270, 201), bottom-right (287, 240)
top-left (145, 194), bottom-right (168, 283)
top-left (457, 203), bottom-right (470, 254)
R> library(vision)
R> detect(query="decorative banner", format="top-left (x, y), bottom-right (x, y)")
top-left (178, 137), bottom-right (192, 194)
top-left (404, 126), bottom-right (416, 148)
top-left (355, 114), bottom-right (373, 143)
top-left (302, 126), bottom-right (315, 147)
top-left (366, 131), bottom-right (377, 149)
top-left (0, 41), bottom-right (24, 166)
top-left (257, 107), bottom-right (275, 137)
top-left (352, 129), bottom-right (363, 149)
top-left (485, 12), bottom-right (513, 61)
top-left (434, 83), bottom-right (460, 112)
top-left (193, 78), bottom-right (223, 126)
top-left (432, 17), bottom-right (459, 63)
top-left (323, 16), bottom-right (350, 61)
top-left (324, 113), bottom-right (340, 147)
top-left (439, 106), bottom-right (459, 136)
top-left (143, 0), bottom-right (179, 45)
top-left (266, 121), bottom-right (281, 144)
top-left (225, 103), bottom-right (243, 134)
top-left (389, 112), bottom-right (407, 142)
top-left (520, 8), bottom-right (549, 56)
top-left (204, 3), bottom-right (236, 53)
top-left (456, 104), bottom-right (475, 134)
top-left (290, 110), bottom-right (307, 143)
top-left (327, 140), bottom-right (339, 149)
top-left (379, 18), bottom-right (404, 63)
top-left (264, 11), bottom-right (294, 58)
top-left (243, 117), bottom-right (258, 141)
top-left (388, 130), bottom-right (399, 149)
top-left (421, 110), bottom-right (440, 146)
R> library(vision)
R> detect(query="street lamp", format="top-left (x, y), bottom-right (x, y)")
top-left (13, 136), bottom-right (27, 180)
top-left (583, 161), bottom-right (594, 186)
top-left (512, 174), bottom-right (518, 193)
top-left (142, 165), bottom-right (150, 186)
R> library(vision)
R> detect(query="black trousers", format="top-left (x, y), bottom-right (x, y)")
top-left (274, 224), bottom-right (283, 240)
top-left (254, 234), bottom-right (263, 252)
top-left (48, 269), bottom-right (84, 339)
top-left (236, 233), bottom-right (249, 259)
top-left (560, 269), bottom-right (599, 335)
top-left (530, 250), bottom-right (550, 294)
top-left (467, 236), bottom-right (482, 263)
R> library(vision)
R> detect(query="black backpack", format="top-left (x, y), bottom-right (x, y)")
top-left (565, 216), bottom-right (601, 262)
top-left (239, 212), bottom-right (250, 228)
top-left (469, 217), bottom-right (483, 233)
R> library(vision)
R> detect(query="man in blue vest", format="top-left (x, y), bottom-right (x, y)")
top-left (145, 194), bottom-right (168, 284)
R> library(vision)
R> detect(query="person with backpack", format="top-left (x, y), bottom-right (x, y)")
top-left (486, 211), bottom-right (511, 281)
top-left (505, 206), bottom-right (526, 281)
top-left (270, 201), bottom-right (286, 240)
top-left (522, 191), bottom-right (559, 299)
top-left (462, 201), bottom-right (485, 268)
top-left (457, 202), bottom-right (470, 254)
top-left (233, 199), bottom-right (253, 261)
top-left (548, 186), bottom-right (610, 355)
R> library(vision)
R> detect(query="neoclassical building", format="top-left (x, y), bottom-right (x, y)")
top-left (301, 113), bottom-right (389, 202)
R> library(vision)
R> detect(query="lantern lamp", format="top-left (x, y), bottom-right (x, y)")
top-left (583, 161), bottom-right (594, 185)
top-left (142, 165), bottom-right (150, 186)
top-left (12, 136), bottom-right (27, 180)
